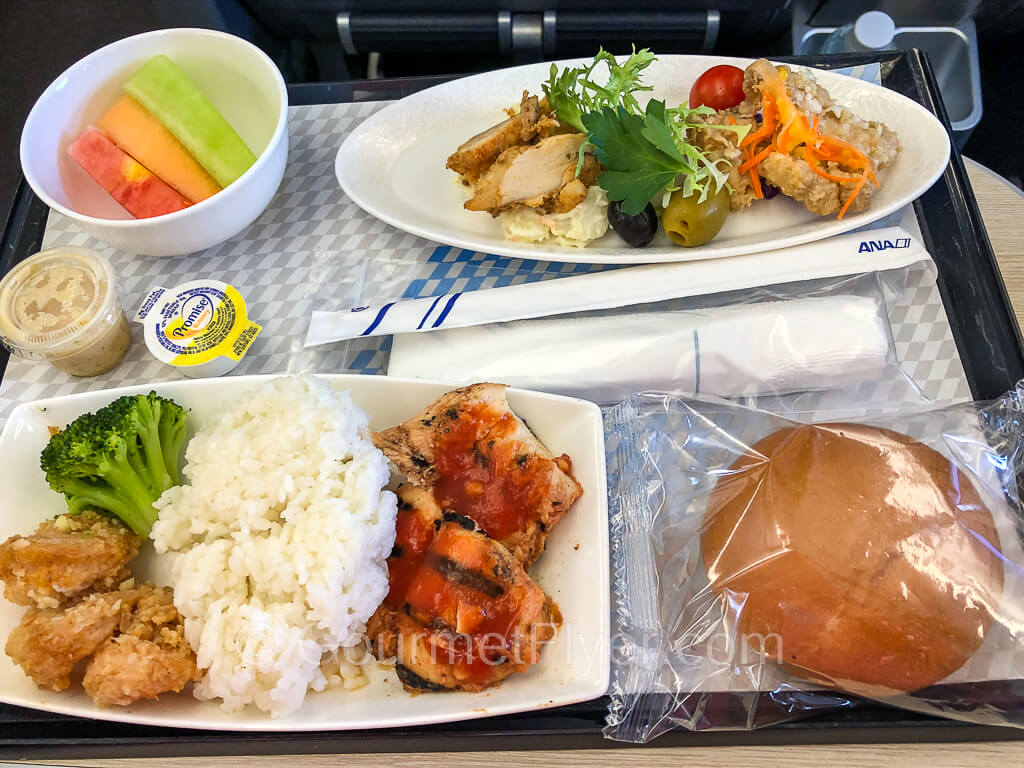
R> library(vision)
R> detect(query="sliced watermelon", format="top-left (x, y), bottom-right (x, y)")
top-left (67, 128), bottom-right (191, 219)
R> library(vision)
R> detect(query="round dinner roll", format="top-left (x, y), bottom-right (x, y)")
top-left (701, 422), bottom-right (1005, 696)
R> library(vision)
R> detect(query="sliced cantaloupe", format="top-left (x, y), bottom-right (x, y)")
top-left (98, 95), bottom-right (221, 204)
top-left (123, 55), bottom-right (257, 188)
top-left (68, 128), bottom-right (191, 219)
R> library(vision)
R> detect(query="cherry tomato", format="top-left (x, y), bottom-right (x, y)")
top-left (688, 65), bottom-right (745, 110)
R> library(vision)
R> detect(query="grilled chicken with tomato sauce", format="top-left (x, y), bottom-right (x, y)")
top-left (372, 382), bottom-right (583, 566)
top-left (368, 484), bottom-right (560, 692)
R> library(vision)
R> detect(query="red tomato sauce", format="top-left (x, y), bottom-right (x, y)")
top-left (431, 403), bottom-right (554, 540)
top-left (383, 505), bottom-right (436, 608)
top-left (401, 524), bottom-right (528, 684)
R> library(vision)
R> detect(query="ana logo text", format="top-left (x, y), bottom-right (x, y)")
top-left (858, 237), bottom-right (911, 253)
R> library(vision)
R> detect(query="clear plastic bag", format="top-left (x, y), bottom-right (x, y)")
top-left (285, 251), bottom-right (390, 375)
top-left (388, 267), bottom-right (929, 415)
top-left (603, 383), bottom-right (1024, 741)
top-left (298, 239), bottom-right (945, 417)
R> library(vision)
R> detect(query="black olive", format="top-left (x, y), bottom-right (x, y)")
top-left (760, 180), bottom-right (780, 200)
top-left (608, 200), bottom-right (657, 248)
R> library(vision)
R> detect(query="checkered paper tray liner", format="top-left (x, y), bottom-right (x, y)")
top-left (0, 62), bottom-right (969, 422)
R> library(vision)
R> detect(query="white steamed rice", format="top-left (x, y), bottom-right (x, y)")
top-left (151, 376), bottom-right (397, 717)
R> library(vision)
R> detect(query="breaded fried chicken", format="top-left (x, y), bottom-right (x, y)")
top-left (5, 590), bottom-right (123, 691)
top-left (6, 580), bottom-right (200, 705)
top-left (83, 583), bottom-right (200, 706)
top-left (0, 511), bottom-right (141, 608)
top-left (692, 59), bottom-right (900, 217)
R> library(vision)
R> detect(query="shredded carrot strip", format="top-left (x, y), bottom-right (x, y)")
top-left (738, 145), bottom-right (774, 173)
top-left (805, 152), bottom-right (857, 183)
top-left (838, 174), bottom-right (869, 219)
top-left (749, 164), bottom-right (763, 198)
top-left (738, 101), bottom-right (778, 198)
top-left (741, 144), bottom-right (763, 198)
top-left (735, 65), bottom-right (879, 217)
top-left (740, 105), bottom-right (777, 148)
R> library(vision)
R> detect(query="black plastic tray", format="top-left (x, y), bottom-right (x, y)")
top-left (1, 49), bottom-right (1024, 758)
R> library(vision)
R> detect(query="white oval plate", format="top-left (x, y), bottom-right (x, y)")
top-left (336, 55), bottom-right (950, 265)
top-left (0, 374), bottom-right (608, 731)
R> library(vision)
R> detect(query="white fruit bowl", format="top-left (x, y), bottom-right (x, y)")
top-left (19, 28), bottom-right (288, 257)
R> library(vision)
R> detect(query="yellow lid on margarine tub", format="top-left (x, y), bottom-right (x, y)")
top-left (135, 279), bottom-right (261, 378)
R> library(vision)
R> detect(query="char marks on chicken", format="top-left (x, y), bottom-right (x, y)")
top-left (367, 485), bottom-right (560, 693)
top-left (372, 382), bottom-right (582, 566)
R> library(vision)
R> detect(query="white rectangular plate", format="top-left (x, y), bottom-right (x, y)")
top-left (335, 54), bottom-right (950, 265)
top-left (0, 374), bottom-right (609, 731)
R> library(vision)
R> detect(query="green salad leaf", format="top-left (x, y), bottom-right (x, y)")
top-left (546, 48), bottom-right (755, 217)
top-left (543, 47), bottom-right (655, 133)
top-left (582, 100), bottom-right (752, 215)
top-left (581, 104), bottom-right (680, 215)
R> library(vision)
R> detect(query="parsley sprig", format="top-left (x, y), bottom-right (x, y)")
top-left (581, 101), bottom-right (749, 215)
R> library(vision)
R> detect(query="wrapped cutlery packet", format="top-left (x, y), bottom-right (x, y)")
top-left (602, 384), bottom-right (1024, 739)
top-left (302, 227), bottom-right (935, 408)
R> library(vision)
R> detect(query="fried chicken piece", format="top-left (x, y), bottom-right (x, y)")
top-left (691, 112), bottom-right (760, 211)
top-left (743, 59), bottom-right (834, 115)
top-left (83, 582), bottom-right (200, 707)
top-left (759, 151), bottom-right (879, 216)
top-left (373, 382), bottom-right (582, 566)
top-left (0, 511), bottom-right (141, 609)
top-left (464, 133), bottom-right (599, 217)
top-left (818, 109), bottom-right (901, 171)
top-left (368, 490), bottom-right (560, 692)
top-left (694, 59), bottom-right (899, 217)
top-left (84, 636), bottom-right (199, 707)
top-left (5, 590), bottom-right (123, 691)
top-left (446, 92), bottom-right (545, 182)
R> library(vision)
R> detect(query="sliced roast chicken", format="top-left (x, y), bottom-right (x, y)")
top-left (447, 90), bottom-right (599, 219)
top-left (445, 92), bottom-right (546, 182)
top-left (464, 133), bottom-right (599, 216)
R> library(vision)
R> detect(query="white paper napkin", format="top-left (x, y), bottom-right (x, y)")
top-left (387, 295), bottom-right (892, 401)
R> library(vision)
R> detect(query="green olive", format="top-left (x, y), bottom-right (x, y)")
top-left (661, 185), bottom-right (730, 247)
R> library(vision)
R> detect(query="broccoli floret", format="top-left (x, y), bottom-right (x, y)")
top-left (40, 392), bottom-right (188, 537)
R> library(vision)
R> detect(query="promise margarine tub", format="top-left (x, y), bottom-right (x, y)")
top-left (135, 279), bottom-right (261, 377)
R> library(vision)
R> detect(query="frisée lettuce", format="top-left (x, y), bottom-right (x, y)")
top-left (544, 49), bottom-right (750, 216)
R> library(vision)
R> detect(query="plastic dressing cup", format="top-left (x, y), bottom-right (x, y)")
top-left (0, 247), bottom-right (131, 376)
